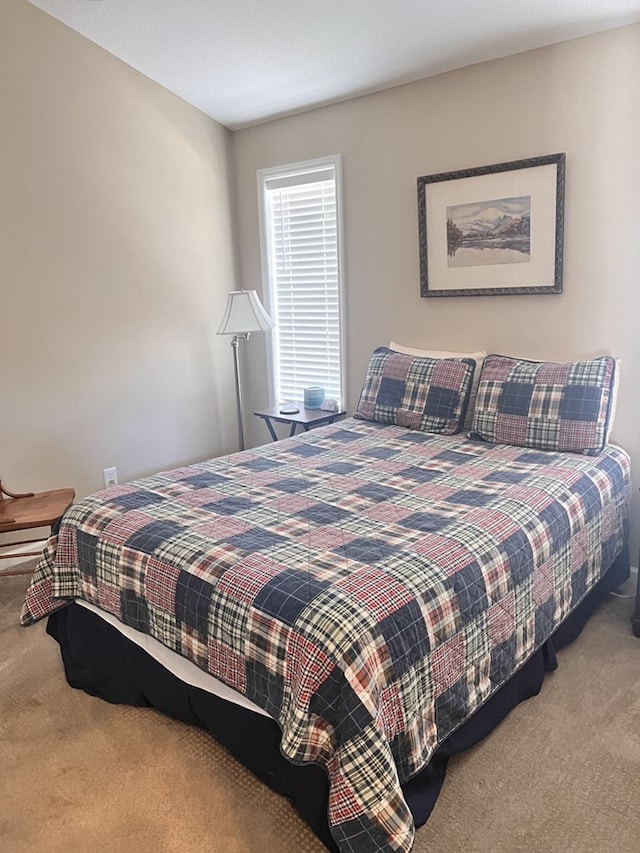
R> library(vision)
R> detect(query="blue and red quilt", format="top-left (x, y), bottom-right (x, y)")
top-left (21, 419), bottom-right (631, 852)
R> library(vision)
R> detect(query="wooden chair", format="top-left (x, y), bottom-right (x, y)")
top-left (0, 479), bottom-right (75, 576)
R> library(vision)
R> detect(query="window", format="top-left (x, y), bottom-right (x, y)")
top-left (258, 156), bottom-right (344, 407)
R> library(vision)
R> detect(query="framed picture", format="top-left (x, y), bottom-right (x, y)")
top-left (417, 153), bottom-right (565, 297)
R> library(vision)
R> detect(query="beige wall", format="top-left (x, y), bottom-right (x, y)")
top-left (2, 3), bottom-right (638, 563)
top-left (0, 0), bottom-right (239, 522)
top-left (234, 25), bottom-right (640, 558)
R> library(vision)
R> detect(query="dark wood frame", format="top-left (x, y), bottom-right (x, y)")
top-left (418, 153), bottom-right (565, 297)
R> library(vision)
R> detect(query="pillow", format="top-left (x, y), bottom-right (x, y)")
top-left (606, 358), bottom-right (621, 442)
top-left (469, 354), bottom-right (618, 454)
top-left (355, 346), bottom-right (476, 434)
top-left (389, 341), bottom-right (487, 363)
top-left (496, 353), bottom-right (622, 444)
top-left (389, 341), bottom-right (487, 429)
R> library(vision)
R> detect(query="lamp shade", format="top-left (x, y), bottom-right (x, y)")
top-left (217, 290), bottom-right (274, 335)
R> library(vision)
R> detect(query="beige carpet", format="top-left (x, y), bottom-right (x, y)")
top-left (1, 569), bottom-right (639, 853)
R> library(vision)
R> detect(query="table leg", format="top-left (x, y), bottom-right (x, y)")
top-left (289, 423), bottom-right (298, 437)
top-left (263, 418), bottom-right (279, 442)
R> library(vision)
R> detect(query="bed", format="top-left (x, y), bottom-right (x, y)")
top-left (21, 350), bottom-right (631, 853)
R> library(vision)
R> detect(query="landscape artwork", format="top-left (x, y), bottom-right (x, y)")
top-left (446, 195), bottom-right (531, 267)
top-left (418, 153), bottom-right (565, 296)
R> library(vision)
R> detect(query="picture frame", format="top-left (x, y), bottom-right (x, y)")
top-left (417, 153), bottom-right (565, 297)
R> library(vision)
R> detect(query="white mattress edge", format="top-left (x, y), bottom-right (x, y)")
top-left (75, 599), bottom-right (270, 718)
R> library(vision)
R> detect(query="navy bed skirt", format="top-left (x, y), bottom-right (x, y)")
top-left (46, 545), bottom-right (630, 852)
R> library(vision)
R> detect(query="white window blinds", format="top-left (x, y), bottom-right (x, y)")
top-left (260, 158), bottom-right (343, 406)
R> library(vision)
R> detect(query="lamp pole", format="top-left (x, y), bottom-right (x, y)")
top-left (217, 290), bottom-right (274, 453)
top-left (230, 333), bottom-right (248, 451)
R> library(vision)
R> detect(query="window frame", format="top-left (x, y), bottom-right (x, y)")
top-left (257, 154), bottom-right (346, 409)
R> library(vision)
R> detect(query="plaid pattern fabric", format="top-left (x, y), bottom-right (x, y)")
top-left (470, 354), bottom-right (617, 454)
top-left (21, 420), bottom-right (631, 853)
top-left (355, 347), bottom-right (475, 433)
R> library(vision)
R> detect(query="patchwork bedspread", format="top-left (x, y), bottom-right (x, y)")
top-left (22, 419), bottom-right (631, 853)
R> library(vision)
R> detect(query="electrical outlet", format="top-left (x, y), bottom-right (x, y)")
top-left (103, 467), bottom-right (118, 488)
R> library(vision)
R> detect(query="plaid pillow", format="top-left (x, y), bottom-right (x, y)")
top-left (355, 347), bottom-right (475, 434)
top-left (389, 341), bottom-right (487, 430)
top-left (469, 354), bottom-right (617, 454)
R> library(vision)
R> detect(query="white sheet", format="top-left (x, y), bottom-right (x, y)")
top-left (76, 599), bottom-right (270, 718)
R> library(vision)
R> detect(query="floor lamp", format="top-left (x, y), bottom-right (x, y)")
top-left (217, 290), bottom-right (275, 451)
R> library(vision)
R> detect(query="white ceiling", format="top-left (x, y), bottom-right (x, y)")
top-left (26, 0), bottom-right (640, 130)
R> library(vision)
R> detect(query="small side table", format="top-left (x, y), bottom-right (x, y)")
top-left (254, 405), bottom-right (346, 441)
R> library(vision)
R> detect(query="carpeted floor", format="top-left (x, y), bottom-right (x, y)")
top-left (1, 568), bottom-right (639, 853)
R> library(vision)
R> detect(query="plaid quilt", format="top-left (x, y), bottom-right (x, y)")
top-left (21, 420), bottom-right (631, 853)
